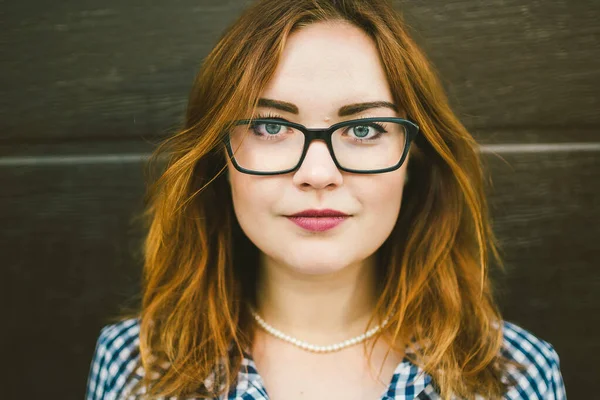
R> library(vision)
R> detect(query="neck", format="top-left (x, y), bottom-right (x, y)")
top-left (253, 252), bottom-right (380, 345)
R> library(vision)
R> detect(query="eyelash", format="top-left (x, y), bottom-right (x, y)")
top-left (255, 112), bottom-right (285, 120)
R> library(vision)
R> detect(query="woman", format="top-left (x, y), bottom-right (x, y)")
top-left (86, 0), bottom-right (566, 399)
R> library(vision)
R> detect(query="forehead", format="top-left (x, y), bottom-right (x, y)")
top-left (260, 21), bottom-right (394, 114)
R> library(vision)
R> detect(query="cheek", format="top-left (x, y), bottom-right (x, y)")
top-left (229, 173), bottom-right (261, 219)
top-left (228, 171), bottom-right (281, 231)
top-left (355, 169), bottom-right (406, 232)
top-left (361, 169), bottom-right (405, 206)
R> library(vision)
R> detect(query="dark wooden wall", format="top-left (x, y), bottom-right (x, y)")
top-left (2, 0), bottom-right (598, 398)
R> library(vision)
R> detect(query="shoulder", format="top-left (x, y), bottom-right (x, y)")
top-left (86, 318), bottom-right (142, 400)
top-left (498, 320), bottom-right (566, 399)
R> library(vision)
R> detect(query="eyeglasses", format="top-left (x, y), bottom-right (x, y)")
top-left (224, 117), bottom-right (419, 175)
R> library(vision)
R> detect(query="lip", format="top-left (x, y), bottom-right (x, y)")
top-left (288, 209), bottom-right (349, 217)
top-left (286, 209), bottom-right (350, 232)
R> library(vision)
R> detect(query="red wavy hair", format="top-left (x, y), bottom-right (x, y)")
top-left (135, 0), bottom-right (524, 398)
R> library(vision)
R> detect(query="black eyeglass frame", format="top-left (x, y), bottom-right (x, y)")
top-left (224, 117), bottom-right (420, 175)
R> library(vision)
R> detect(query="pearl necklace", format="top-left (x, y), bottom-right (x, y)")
top-left (249, 306), bottom-right (391, 353)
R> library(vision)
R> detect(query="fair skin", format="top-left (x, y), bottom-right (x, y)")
top-left (227, 21), bottom-right (409, 400)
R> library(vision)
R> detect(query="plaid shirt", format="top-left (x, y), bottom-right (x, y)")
top-left (86, 318), bottom-right (566, 399)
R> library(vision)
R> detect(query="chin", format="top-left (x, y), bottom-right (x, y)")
top-left (282, 252), bottom-right (355, 275)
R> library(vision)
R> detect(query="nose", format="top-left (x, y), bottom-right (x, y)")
top-left (292, 140), bottom-right (343, 190)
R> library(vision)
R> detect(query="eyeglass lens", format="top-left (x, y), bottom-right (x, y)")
top-left (229, 120), bottom-right (407, 173)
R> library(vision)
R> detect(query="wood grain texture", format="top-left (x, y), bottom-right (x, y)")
top-left (2, 161), bottom-right (147, 398)
top-left (0, 0), bottom-right (249, 142)
top-left (401, 0), bottom-right (600, 133)
top-left (484, 149), bottom-right (600, 393)
top-left (1, 0), bottom-right (598, 143)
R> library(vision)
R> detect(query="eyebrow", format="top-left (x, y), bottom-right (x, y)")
top-left (257, 98), bottom-right (398, 117)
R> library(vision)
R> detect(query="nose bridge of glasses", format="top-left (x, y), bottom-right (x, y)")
top-left (302, 127), bottom-right (336, 153)
top-left (300, 128), bottom-right (337, 167)
top-left (303, 127), bottom-right (332, 141)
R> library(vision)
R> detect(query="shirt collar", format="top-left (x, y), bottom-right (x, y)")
top-left (226, 350), bottom-right (434, 400)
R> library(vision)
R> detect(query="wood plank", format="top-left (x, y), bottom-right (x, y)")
top-left (1, 0), bottom-right (598, 143)
top-left (403, 0), bottom-right (600, 132)
top-left (484, 149), bottom-right (600, 393)
top-left (1, 162), bottom-right (146, 398)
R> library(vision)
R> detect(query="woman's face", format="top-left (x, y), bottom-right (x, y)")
top-left (227, 21), bottom-right (408, 275)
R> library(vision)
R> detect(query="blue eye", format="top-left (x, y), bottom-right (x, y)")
top-left (264, 123), bottom-right (282, 135)
top-left (346, 122), bottom-right (387, 141)
top-left (247, 120), bottom-right (289, 141)
top-left (352, 126), bottom-right (371, 138)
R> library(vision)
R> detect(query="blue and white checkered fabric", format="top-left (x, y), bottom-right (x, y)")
top-left (86, 319), bottom-right (566, 399)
